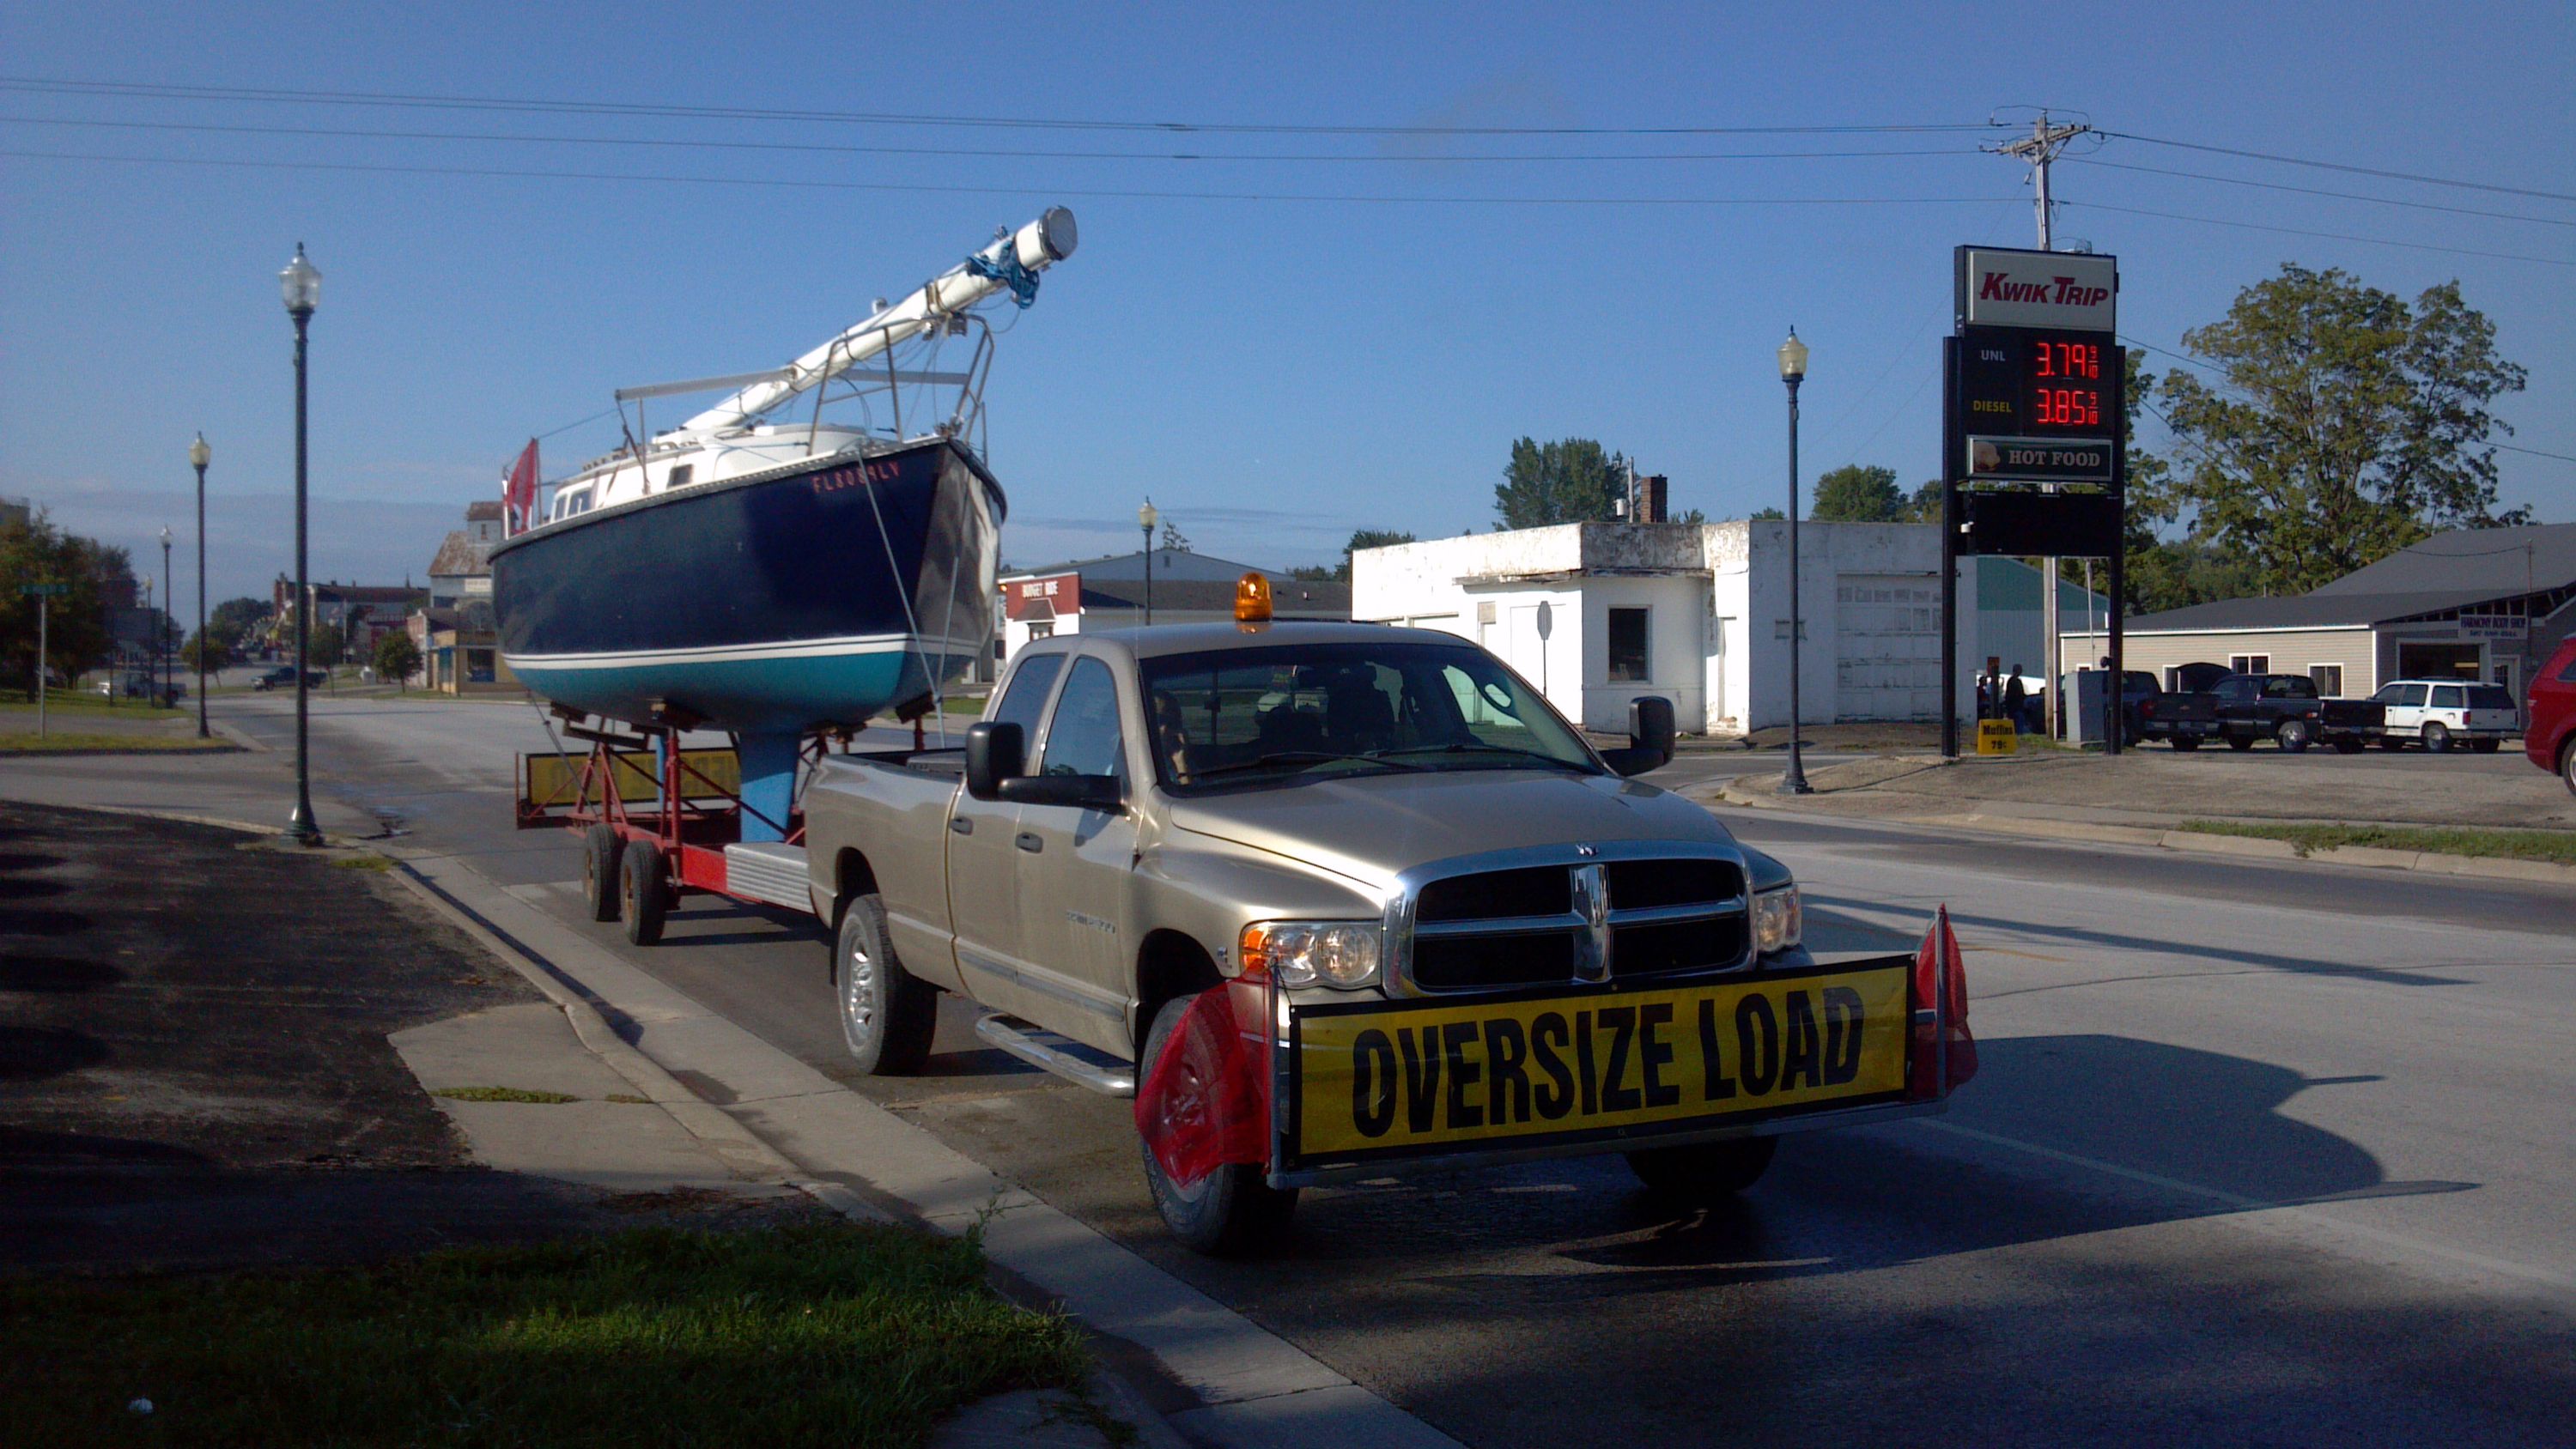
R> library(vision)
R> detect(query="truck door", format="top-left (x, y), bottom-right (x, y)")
top-left (946, 651), bottom-right (1063, 1020)
top-left (1012, 653), bottom-right (1140, 1058)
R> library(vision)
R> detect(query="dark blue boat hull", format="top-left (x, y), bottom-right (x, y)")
top-left (489, 437), bottom-right (1002, 732)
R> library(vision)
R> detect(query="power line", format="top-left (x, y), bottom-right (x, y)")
top-left (0, 113), bottom-right (1986, 165)
top-left (2064, 200), bottom-right (2576, 267)
top-left (0, 76), bottom-right (2002, 137)
top-left (2069, 156), bottom-right (2576, 228)
top-left (2099, 129), bottom-right (2576, 204)
top-left (0, 147), bottom-right (2020, 208)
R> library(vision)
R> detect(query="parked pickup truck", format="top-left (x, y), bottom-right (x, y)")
top-left (799, 617), bottom-right (1966, 1252)
top-left (2139, 671), bottom-right (2384, 754)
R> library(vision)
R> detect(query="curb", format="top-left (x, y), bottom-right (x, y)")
top-left (1712, 781), bottom-right (2576, 886)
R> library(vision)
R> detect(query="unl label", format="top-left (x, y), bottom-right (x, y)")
top-left (1292, 964), bottom-right (1909, 1160)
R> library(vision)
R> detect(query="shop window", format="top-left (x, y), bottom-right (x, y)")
top-left (2308, 664), bottom-right (2342, 696)
top-left (1607, 609), bottom-right (1650, 682)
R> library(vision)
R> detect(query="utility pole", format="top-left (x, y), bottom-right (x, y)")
top-left (1990, 112), bottom-right (2092, 742)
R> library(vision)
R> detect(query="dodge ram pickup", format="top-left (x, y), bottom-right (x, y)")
top-left (799, 612), bottom-right (1968, 1252)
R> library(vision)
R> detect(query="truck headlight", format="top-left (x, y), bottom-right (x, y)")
top-left (1242, 921), bottom-right (1380, 990)
top-left (1753, 885), bottom-right (1802, 955)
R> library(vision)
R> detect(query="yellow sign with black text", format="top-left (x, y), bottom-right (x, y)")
top-left (520, 749), bottom-right (741, 812)
top-left (1291, 962), bottom-right (1911, 1165)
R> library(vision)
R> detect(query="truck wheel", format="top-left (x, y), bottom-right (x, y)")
top-left (2470, 737), bottom-right (2500, 755)
top-left (2422, 722), bottom-right (2452, 754)
top-left (1137, 994), bottom-right (1297, 1257)
top-left (2332, 737), bottom-right (2364, 755)
top-left (582, 825), bottom-right (623, 923)
top-left (2563, 740), bottom-right (2576, 797)
top-left (2275, 719), bottom-right (2312, 753)
top-left (1625, 1137), bottom-right (1777, 1202)
top-left (835, 893), bottom-right (938, 1075)
top-left (2170, 737), bottom-right (2200, 752)
top-left (620, 840), bottom-right (668, 946)
top-left (2227, 736), bottom-right (2255, 752)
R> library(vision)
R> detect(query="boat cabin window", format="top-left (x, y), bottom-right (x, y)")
top-left (665, 464), bottom-right (694, 489)
top-left (558, 488), bottom-right (594, 517)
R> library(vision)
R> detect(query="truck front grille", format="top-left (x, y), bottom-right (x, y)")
top-left (1394, 851), bottom-right (1750, 994)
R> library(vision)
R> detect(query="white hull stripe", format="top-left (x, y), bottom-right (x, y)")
top-left (507, 632), bottom-right (987, 670)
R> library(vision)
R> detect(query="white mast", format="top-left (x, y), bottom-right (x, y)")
top-left (679, 208), bottom-right (1078, 436)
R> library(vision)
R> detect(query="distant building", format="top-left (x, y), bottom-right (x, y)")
top-left (995, 550), bottom-right (1350, 663)
top-left (427, 501), bottom-right (505, 608)
top-left (410, 599), bottom-right (517, 694)
top-left (272, 579), bottom-right (426, 660)
top-left (2069, 522), bottom-right (2576, 703)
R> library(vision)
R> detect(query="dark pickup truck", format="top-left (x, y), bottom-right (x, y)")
top-left (2138, 672), bottom-right (2384, 754)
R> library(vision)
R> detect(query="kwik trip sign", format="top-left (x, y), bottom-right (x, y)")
top-left (1959, 249), bottom-right (2117, 329)
top-left (1946, 245), bottom-right (2125, 559)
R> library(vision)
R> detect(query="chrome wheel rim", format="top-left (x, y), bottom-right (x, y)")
top-left (841, 932), bottom-right (878, 1054)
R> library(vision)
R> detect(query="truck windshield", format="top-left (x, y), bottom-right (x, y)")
top-left (1139, 641), bottom-right (1601, 790)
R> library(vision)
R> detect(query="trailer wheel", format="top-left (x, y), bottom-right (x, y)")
top-left (835, 893), bottom-right (938, 1075)
top-left (1625, 1137), bottom-right (1778, 1202)
top-left (1138, 994), bottom-right (1297, 1257)
top-left (581, 825), bottom-right (623, 923)
top-left (620, 840), bottom-right (668, 946)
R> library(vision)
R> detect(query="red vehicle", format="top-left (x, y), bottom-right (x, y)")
top-left (2528, 636), bottom-right (2576, 795)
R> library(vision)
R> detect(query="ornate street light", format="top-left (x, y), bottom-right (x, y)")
top-left (189, 433), bottom-right (210, 737)
top-left (159, 526), bottom-right (174, 712)
top-left (1139, 498), bottom-right (1160, 626)
top-left (1777, 328), bottom-right (1812, 796)
top-left (281, 243), bottom-right (323, 845)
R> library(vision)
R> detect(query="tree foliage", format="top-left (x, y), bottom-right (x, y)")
top-left (373, 631), bottom-right (422, 690)
top-left (1294, 528), bottom-right (1420, 582)
top-left (304, 622), bottom-right (344, 668)
top-left (182, 629), bottom-right (234, 674)
top-left (2154, 264), bottom-right (2527, 596)
top-left (1494, 438), bottom-right (1630, 530)
top-left (1808, 464), bottom-right (1904, 522)
top-left (0, 513), bottom-right (123, 687)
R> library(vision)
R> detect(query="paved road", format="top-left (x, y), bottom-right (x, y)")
top-left (166, 697), bottom-right (2576, 1442)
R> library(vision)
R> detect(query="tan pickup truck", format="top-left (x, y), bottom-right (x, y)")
top-left (801, 618), bottom-right (1952, 1252)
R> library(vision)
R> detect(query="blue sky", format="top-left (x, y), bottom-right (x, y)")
top-left (3, 1), bottom-right (2569, 608)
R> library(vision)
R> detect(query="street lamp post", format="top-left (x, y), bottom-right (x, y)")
top-left (280, 244), bottom-right (323, 846)
top-left (190, 434), bottom-right (210, 737)
top-left (1777, 328), bottom-right (1812, 796)
top-left (159, 527), bottom-right (173, 710)
top-left (1139, 499), bottom-right (1159, 626)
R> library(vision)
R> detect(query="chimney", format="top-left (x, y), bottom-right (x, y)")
top-left (1641, 475), bottom-right (1669, 524)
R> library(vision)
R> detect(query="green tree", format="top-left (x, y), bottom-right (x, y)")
top-left (2156, 264), bottom-right (2527, 596)
top-left (1748, 506), bottom-right (1785, 520)
top-left (0, 513), bottom-right (119, 688)
top-left (304, 621), bottom-right (344, 669)
top-left (211, 596), bottom-right (270, 638)
top-left (1897, 481), bottom-right (1945, 524)
top-left (181, 629), bottom-right (234, 674)
top-left (1808, 464), bottom-right (1904, 522)
top-left (373, 631), bottom-right (422, 691)
top-left (1494, 438), bottom-right (1628, 530)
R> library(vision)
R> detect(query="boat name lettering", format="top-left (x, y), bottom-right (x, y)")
top-left (810, 459), bottom-right (902, 494)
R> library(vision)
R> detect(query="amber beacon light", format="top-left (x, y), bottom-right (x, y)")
top-left (1234, 572), bottom-right (1273, 625)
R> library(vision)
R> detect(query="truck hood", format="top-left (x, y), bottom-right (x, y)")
top-left (1162, 770), bottom-right (1735, 891)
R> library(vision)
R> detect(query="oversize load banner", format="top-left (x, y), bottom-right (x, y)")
top-left (1287, 960), bottom-right (1910, 1167)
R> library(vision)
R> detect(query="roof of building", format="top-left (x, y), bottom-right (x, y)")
top-left (427, 530), bottom-right (494, 579)
top-left (465, 500), bottom-right (505, 522)
top-left (2309, 522), bottom-right (2576, 597)
top-left (1051, 619), bottom-right (1446, 661)
top-left (2114, 587), bottom-right (2508, 634)
top-left (298, 583), bottom-right (422, 603)
top-left (1076, 577), bottom-right (1349, 616)
top-left (1006, 549), bottom-right (1285, 585)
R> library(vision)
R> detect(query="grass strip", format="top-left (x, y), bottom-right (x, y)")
top-left (8, 1220), bottom-right (1093, 1448)
top-left (2178, 819), bottom-right (2576, 866)
top-left (0, 690), bottom-right (187, 717)
top-left (0, 733), bottom-right (233, 754)
top-left (432, 1086), bottom-right (581, 1104)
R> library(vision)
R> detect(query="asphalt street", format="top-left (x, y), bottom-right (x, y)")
top-left (179, 696), bottom-right (2576, 1443)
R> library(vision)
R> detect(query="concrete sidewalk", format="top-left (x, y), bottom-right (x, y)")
top-left (4, 748), bottom-right (1462, 1449)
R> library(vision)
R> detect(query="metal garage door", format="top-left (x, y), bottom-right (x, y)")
top-left (1836, 575), bottom-right (1941, 720)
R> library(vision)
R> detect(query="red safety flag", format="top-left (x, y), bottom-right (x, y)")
top-left (502, 440), bottom-right (540, 535)
top-left (1909, 905), bottom-right (1978, 1098)
top-left (1134, 979), bottom-right (1273, 1189)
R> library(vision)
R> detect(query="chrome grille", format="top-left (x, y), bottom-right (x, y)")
top-left (1385, 845), bottom-right (1750, 995)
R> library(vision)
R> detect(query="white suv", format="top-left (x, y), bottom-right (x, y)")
top-left (2371, 679), bottom-right (2519, 753)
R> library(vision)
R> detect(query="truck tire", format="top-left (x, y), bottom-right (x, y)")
top-left (582, 825), bottom-right (623, 923)
top-left (1625, 1136), bottom-right (1777, 1202)
top-left (620, 840), bottom-right (668, 946)
top-left (2332, 737), bottom-right (2364, 755)
top-left (2563, 739), bottom-right (2576, 797)
top-left (835, 893), bottom-right (939, 1076)
top-left (2275, 719), bottom-right (2312, 753)
top-left (2422, 721), bottom-right (2452, 754)
top-left (1138, 993), bottom-right (1297, 1257)
top-left (2227, 735), bottom-right (2255, 752)
top-left (2470, 737), bottom-right (2500, 754)
top-left (2170, 737), bottom-right (2201, 752)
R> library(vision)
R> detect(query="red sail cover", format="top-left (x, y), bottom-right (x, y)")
top-left (503, 440), bottom-right (540, 535)
top-left (1134, 980), bottom-right (1273, 1188)
top-left (1910, 905), bottom-right (1978, 1098)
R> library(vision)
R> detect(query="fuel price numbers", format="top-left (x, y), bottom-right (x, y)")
top-left (2031, 339), bottom-right (2104, 427)
top-left (1953, 324), bottom-right (2121, 483)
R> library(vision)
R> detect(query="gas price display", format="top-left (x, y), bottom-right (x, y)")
top-left (2030, 339), bottom-right (2104, 427)
top-left (1954, 324), bottom-right (2121, 483)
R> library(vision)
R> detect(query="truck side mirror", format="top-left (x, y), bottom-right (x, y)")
top-left (1601, 695), bottom-right (1676, 778)
top-left (964, 721), bottom-right (1024, 800)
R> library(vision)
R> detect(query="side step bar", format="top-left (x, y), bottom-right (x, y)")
top-left (974, 1014), bottom-right (1136, 1098)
